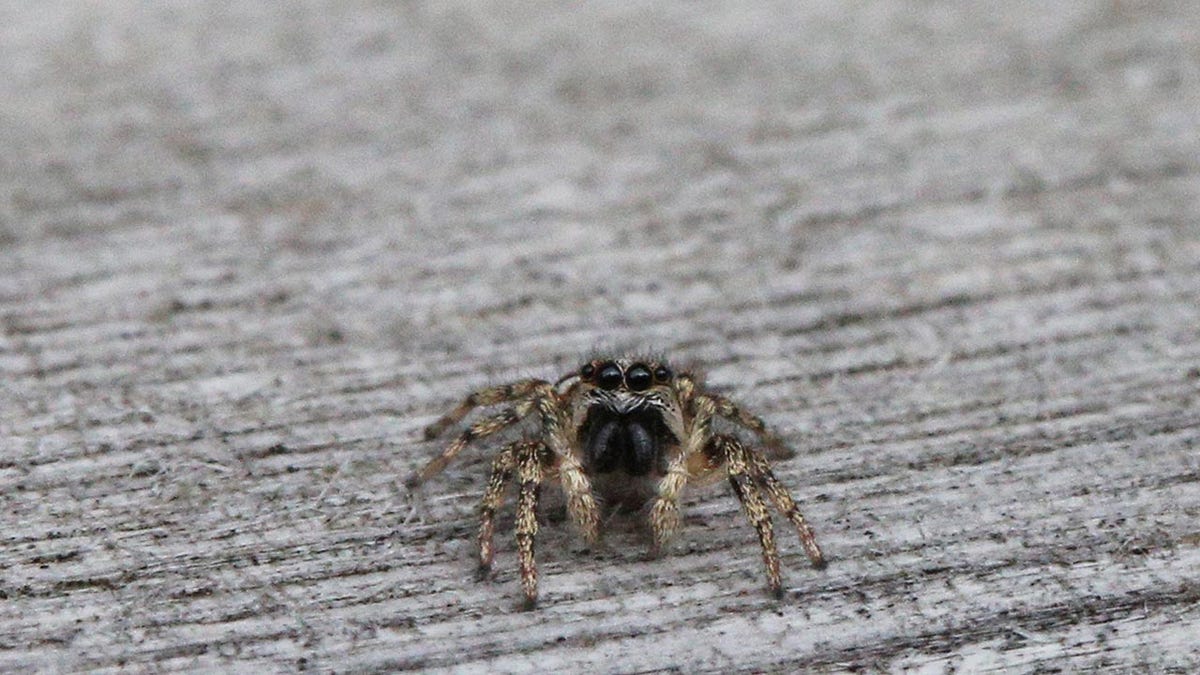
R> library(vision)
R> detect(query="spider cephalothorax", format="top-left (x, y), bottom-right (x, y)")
top-left (409, 356), bottom-right (826, 609)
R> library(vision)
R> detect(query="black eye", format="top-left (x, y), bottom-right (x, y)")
top-left (596, 362), bottom-right (623, 390)
top-left (653, 365), bottom-right (672, 383)
top-left (626, 364), bottom-right (652, 391)
top-left (580, 363), bottom-right (595, 380)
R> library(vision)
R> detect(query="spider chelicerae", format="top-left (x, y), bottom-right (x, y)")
top-left (408, 356), bottom-right (826, 608)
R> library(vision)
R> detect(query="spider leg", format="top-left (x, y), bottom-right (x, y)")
top-left (423, 379), bottom-right (549, 440)
top-left (746, 447), bottom-right (826, 569)
top-left (713, 434), bottom-right (784, 597)
top-left (707, 393), bottom-right (793, 459)
top-left (477, 441), bottom-right (522, 576)
top-left (515, 440), bottom-right (546, 610)
top-left (407, 400), bottom-right (535, 487)
top-left (650, 394), bottom-right (716, 553)
top-left (535, 394), bottom-right (600, 544)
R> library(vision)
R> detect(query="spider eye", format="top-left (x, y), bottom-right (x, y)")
top-left (580, 362), bottom-right (596, 380)
top-left (653, 365), bottom-right (672, 383)
top-left (596, 362), bottom-right (623, 390)
top-left (626, 364), bottom-right (652, 391)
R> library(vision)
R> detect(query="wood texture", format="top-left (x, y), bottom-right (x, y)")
top-left (2, 1), bottom-right (1199, 672)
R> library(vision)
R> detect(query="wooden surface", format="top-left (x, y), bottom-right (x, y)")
top-left (2, 1), bottom-right (1199, 672)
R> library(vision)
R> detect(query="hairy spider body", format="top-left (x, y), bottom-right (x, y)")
top-left (409, 357), bottom-right (825, 609)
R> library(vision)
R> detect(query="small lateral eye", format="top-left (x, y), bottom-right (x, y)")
top-left (653, 365), bottom-right (672, 383)
top-left (580, 362), bottom-right (596, 380)
top-left (596, 362), bottom-right (623, 390)
top-left (626, 364), bottom-right (652, 391)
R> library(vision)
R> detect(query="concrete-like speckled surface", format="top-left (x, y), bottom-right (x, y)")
top-left (2, 1), bottom-right (1199, 671)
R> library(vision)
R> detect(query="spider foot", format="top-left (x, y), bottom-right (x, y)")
top-left (475, 564), bottom-right (494, 582)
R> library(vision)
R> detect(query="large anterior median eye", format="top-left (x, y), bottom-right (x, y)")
top-left (596, 362), bottom-right (623, 390)
top-left (625, 363), bottom-right (652, 391)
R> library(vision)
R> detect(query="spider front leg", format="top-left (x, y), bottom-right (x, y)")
top-left (515, 441), bottom-right (547, 610)
top-left (650, 394), bottom-right (716, 553)
top-left (536, 395), bottom-right (600, 545)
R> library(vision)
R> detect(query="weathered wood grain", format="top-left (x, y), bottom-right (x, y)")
top-left (2, 1), bottom-right (1199, 672)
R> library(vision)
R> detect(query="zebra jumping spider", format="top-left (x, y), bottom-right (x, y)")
top-left (408, 356), bottom-right (826, 608)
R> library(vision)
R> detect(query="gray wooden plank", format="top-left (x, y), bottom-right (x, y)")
top-left (2, 1), bottom-right (1199, 672)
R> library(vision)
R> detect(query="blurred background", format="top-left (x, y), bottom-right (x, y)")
top-left (7, 2), bottom-right (1196, 363)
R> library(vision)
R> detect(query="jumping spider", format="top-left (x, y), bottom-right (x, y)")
top-left (408, 357), bottom-right (825, 608)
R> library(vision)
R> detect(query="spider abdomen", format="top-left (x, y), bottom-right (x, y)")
top-left (580, 405), bottom-right (677, 476)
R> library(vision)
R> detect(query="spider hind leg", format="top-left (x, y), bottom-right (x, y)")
top-left (423, 379), bottom-right (549, 440)
top-left (701, 433), bottom-right (826, 597)
top-left (478, 441), bottom-right (523, 575)
top-left (714, 435), bottom-right (783, 596)
top-left (747, 448), bottom-right (826, 569)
